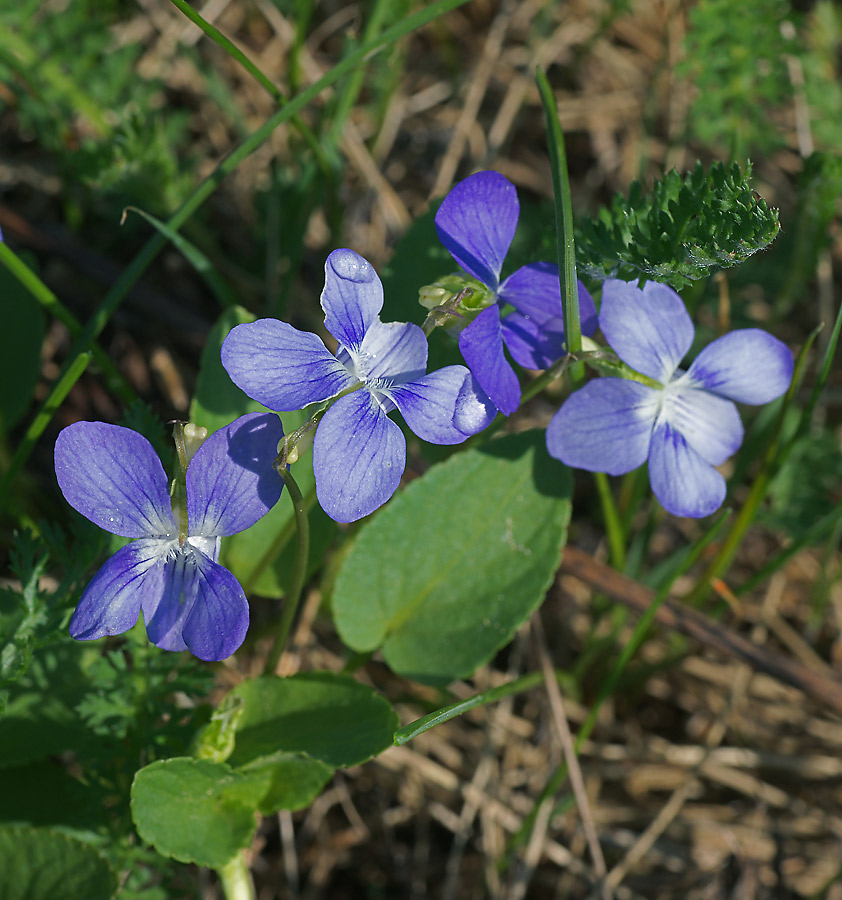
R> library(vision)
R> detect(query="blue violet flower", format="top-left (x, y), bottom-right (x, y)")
top-left (434, 170), bottom-right (598, 415)
top-left (221, 248), bottom-right (495, 523)
top-left (546, 279), bottom-right (794, 517)
top-left (55, 412), bottom-right (284, 660)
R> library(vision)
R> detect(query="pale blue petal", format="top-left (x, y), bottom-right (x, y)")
top-left (648, 421), bottom-right (727, 517)
top-left (453, 373), bottom-right (497, 435)
top-left (182, 552), bottom-right (249, 661)
top-left (546, 379), bottom-right (655, 475)
top-left (313, 391), bottom-right (406, 522)
top-left (69, 539), bottom-right (169, 641)
top-left (55, 422), bottom-right (176, 539)
top-left (387, 365), bottom-right (492, 443)
top-left (434, 171), bottom-right (518, 290)
top-left (349, 319), bottom-right (427, 384)
top-left (221, 319), bottom-right (354, 411)
top-left (458, 305), bottom-right (520, 416)
top-left (662, 380), bottom-right (743, 466)
top-left (321, 249), bottom-right (384, 349)
top-left (599, 280), bottom-right (694, 382)
top-left (686, 329), bottom-right (794, 404)
top-left (187, 412), bottom-right (284, 537)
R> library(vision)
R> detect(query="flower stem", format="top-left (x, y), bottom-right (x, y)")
top-left (594, 472), bottom-right (625, 570)
top-left (263, 464), bottom-right (310, 675)
top-left (216, 853), bottom-right (255, 900)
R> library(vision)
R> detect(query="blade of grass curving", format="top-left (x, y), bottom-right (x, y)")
top-left (535, 68), bottom-right (582, 377)
top-left (0, 352), bottom-right (92, 513)
top-left (394, 672), bottom-right (545, 745)
top-left (0, 242), bottom-right (134, 405)
top-left (4, 0), bottom-right (471, 491)
top-left (684, 327), bottom-right (820, 606)
top-left (327, 0), bottom-right (391, 145)
top-left (167, 0), bottom-right (328, 170)
top-left (502, 510), bottom-right (731, 868)
top-left (122, 207), bottom-right (237, 310)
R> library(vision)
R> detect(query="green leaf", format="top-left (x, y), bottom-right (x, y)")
top-left (332, 431), bottom-right (571, 683)
top-left (0, 692), bottom-right (89, 768)
top-left (0, 260), bottom-right (45, 431)
top-left (131, 758), bottom-right (267, 867)
top-left (576, 161), bottom-right (780, 290)
top-left (0, 825), bottom-right (116, 900)
top-left (239, 751), bottom-right (333, 814)
top-left (225, 672), bottom-right (398, 769)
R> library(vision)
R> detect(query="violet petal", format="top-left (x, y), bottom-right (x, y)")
top-left (686, 329), bottom-right (794, 405)
top-left (69, 539), bottom-right (168, 641)
top-left (313, 390), bottom-right (406, 523)
top-left (458, 305), bottom-right (520, 416)
top-left (546, 379), bottom-right (655, 475)
top-left (350, 319), bottom-right (427, 384)
top-left (187, 412), bottom-right (284, 537)
top-left (434, 171), bottom-right (518, 290)
top-left (321, 249), bottom-right (384, 350)
top-left (648, 421), bottom-right (727, 517)
top-left (182, 552), bottom-right (250, 661)
top-left (55, 422), bottom-right (176, 539)
top-left (221, 319), bottom-right (354, 411)
top-left (662, 381), bottom-right (743, 466)
top-left (387, 365), bottom-right (492, 444)
top-left (599, 280), bottom-right (694, 382)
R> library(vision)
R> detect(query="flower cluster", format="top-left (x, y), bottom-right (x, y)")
top-left (547, 279), bottom-right (794, 517)
top-left (433, 170), bottom-right (598, 414)
top-left (55, 413), bottom-right (283, 660)
top-left (55, 170), bottom-right (795, 663)
top-left (221, 248), bottom-right (494, 523)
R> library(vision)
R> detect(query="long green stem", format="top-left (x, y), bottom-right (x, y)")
top-left (536, 68), bottom-right (583, 385)
top-left (0, 352), bottom-right (92, 512)
top-left (0, 242), bottom-right (134, 404)
top-left (594, 472), bottom-right (625, 570)
top-left (216, 853), bottom-right (255, 900)
top-left (5, 0), bottom-right (471, 486)
top-left (263, 465), bottom-right (310, 675)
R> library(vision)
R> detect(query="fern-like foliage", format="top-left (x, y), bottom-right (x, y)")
top-left (575, 161), bottom-right (780, 290)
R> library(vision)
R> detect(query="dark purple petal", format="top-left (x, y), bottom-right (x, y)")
top-left (648, 421), bottom-right (726, 517)
top-left (143, 548), bottom-right (196, 652)
top-left (187, 412), bottom-right (284, 537)
top-left (500, 264), bottom-right (597, 332)
top-left (434, 171), bottom-right (518, 290)
top-left (599, 280), bottom-right (694, 382)
top-left (221, 319), bottom-right (354, 411)
top-left (321, 249), bottom-right (384, 349)
top-left (69, 539), bottom-right (169, 641)
top-left (313, 390), bottom-right (405, 523)
top-left (546, 379), bottom-right (655, 475)
top-left (686, 329), bottom-right (794, 404)
top-left (55, 422), bottom-right (175, 538)
top-left (387, 365), bottom-right (493, 444)
top-left (351, 319), bottom-right (427, 384)
top-left (662, 380), bottom-right (743, 466)
top-left (458, 305), bottom-right (520, 416)
top-left (501, 311), bottom-right (564, 370)
top-left (182, 552), bottom-right (249, 661)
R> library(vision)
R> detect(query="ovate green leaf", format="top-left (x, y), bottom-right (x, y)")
top-left (226, 672), bottom-right (398, 769)
top-left (332, 431), bottom-right (571, 683)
